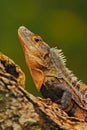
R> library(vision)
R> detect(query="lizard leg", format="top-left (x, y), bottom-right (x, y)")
top-left (59, 85), bottom-right (72, 109)
top-left (41, 82), bottom-right (72, 110)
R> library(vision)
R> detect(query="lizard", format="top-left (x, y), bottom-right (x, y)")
top-left (18, 26), bottom-right (87, 122)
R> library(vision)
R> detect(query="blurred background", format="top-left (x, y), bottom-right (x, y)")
top-left (0, 0), bottom-right (87, 96)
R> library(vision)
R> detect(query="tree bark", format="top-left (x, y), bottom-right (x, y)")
top-left (0, 52), bottom-right (87, 130)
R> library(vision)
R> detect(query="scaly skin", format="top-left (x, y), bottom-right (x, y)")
top-left (18, 26), bottom-right (87, 122)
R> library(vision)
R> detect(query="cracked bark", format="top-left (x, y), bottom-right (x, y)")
top-left (0, 52), bottom-right (87, 130)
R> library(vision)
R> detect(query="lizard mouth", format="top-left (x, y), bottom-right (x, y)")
top-left (18, 26), bottom-right (34, 48)
top-left (18, 26), bottom-right (33, 36)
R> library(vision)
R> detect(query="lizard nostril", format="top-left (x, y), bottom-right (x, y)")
top-left (85, 116), bottom-right (87, 122)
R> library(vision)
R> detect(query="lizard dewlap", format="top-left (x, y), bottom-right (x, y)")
top-left (18, 26), bottom-right (87, 122)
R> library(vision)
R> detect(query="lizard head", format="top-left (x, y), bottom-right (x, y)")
top-left (18, 26), bottom-right (50, 91)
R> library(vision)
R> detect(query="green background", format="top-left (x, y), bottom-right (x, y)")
top-left (0, 0), bottom-right (87, 96)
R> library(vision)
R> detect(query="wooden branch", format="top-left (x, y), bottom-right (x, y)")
top-left (0, 52), bottom-right (87, 130)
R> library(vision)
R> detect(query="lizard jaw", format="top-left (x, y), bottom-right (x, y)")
top-left (18, 26), bottom-right (45, 91)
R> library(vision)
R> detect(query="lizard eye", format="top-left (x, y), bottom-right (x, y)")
top-left (34, 38), bottom-right (40, 42)
top-left (32, 35), bottom-right (42, 43)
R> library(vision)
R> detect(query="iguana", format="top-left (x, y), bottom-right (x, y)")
top-left (18, 26), bottom-right (87, 122)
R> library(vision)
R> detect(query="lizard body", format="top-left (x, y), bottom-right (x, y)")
top-left (18, 26), bottom-right (87, 122)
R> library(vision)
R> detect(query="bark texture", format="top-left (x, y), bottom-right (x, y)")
top-left (0, 52), bottom-right (87, 130)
